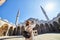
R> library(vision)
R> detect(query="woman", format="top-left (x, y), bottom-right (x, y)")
top-left (22, 20), bottom-right (34, 40)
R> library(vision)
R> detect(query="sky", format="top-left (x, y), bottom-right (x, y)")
top-left (0, 0), bottom-right (60, 24)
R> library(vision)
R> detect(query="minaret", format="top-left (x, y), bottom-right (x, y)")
top-left (40, 6), bottom-right (49, 21)
top-left (15, 9), bottom-right (20, 26)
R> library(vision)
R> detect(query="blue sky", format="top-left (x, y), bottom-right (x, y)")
top-left (0, 0), bottom-right (60, 24)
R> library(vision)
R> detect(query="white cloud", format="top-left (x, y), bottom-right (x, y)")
top-left (3, 19), bottom-right (8, 22)
top-left (0, 17), bottom-right (1, 19)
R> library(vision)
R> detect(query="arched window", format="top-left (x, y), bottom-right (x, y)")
top-left (8, 26), bottom-right (13, 36)
top-left (53, 21), bottom-right (60, 32)
top-left (16, 26), bottom-right (20, 35)
top-left (45, 23), bottom-right (50, 33)
top-left (33, 24), bottom-right (39, 30)
top-left (58, 18), bottom-right (60, 24)
top-left (49, 24), bottom-right (55, 33)
top-left (21, 26), bottom-right (25, 35)
top-left (1, 24), bottom-right (8, 36)
top-left (39, 23), bottom-right (45, 34)
top-left (13, 28), bottom-right (17, 35)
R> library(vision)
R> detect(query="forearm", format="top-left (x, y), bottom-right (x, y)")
top-left (31, 31), bottom-right (34, 40)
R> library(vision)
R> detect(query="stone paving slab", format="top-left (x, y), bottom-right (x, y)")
top-left (0, 33), bottom-right (60, 40)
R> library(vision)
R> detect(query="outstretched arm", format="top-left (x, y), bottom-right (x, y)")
top-left (25, 26), bottom-right (34, 40)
